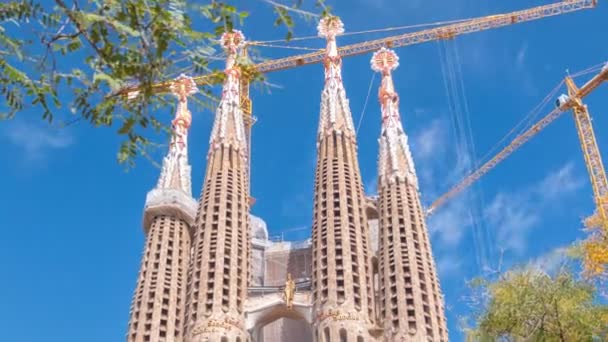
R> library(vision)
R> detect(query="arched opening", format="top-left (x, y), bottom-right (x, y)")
top-left (262, 317), bottom-right (312, 342)
top-left (249, 301), bottom-right (312, 342)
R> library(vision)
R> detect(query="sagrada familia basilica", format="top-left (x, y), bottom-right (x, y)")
top-left (126, 16), bottom-right (447, 342)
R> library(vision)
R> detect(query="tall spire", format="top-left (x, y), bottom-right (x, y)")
top-left (372, 48), bottom-right (448, 341)
top-left (311, 16), bottom-right (377, 342)
top-left (316, 16), bottom-right (356, 142)
top-left (157, 74), bottom-right (197, 196)
top-left (185, 29), bottom-right (251, 342)
top-left (209, 30), bottom-right (248, 159)
top-left (371, 48), bottom-right (418, 188)
top-left (130, 74), bottom-right (198, 342)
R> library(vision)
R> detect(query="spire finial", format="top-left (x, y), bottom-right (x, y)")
top-left (371, 48), bottom-right (399, 109)
top-left (371, 47), bottom-right (399, 75)
top-left (318, 16), bottom-right (344, 59)
top-left (169, 74), bottom-right (197, 131)
top-left (221, 30), bottom-right (245, 70)
top-left (317, 16), bottom-right (344, 39)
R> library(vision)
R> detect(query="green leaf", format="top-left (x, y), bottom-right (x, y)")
top-left (93, 71), bottom-right (121, 91)
top-left (118, 117), bottom-right (136, 134)
top-left (82, 13), bottom-right (140, 37)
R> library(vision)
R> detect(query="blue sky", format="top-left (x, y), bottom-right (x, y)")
top-left (1, 0), bottom-right (607, 341)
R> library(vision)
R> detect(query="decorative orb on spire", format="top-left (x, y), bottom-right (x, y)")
top-left (170, 74), bottom-right (197, 129)
top-left (170, 74), bottom-right (198, 100)
top-left (221, 29), bottom-right (246, 53)
top-left (317, 15), bottom-right (344, 38)
top-left (371, 47), bottom-right (399, 74)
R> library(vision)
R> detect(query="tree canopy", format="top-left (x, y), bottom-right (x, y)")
top-left (0, 0), bottom-right (328, 165)
top-left (466, 268), bottom-right (608, 341)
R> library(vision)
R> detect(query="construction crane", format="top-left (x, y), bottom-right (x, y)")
top-left (112, 0), bottom-right (597, 205)
top-left (426, 64), bottom-right (608, 217)
top-left (114, 0), bottom-right (598, 134)
top-left (561, 74), bottom-right (608, 275)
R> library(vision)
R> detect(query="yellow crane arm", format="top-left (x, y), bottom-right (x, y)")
top-left (253, 0), bottom-right (597, 72)
top-left (112, 0), bottom-right (597, 98)
top-left (426, 65), bottom-right (608, 216)
top-left (564, 76), bottom-right (608, 228)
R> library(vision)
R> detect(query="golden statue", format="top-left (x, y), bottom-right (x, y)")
top-left (283, 273), bottom-right (296, 310)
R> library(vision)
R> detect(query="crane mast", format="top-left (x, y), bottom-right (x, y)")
top-left (563, 76), bottom-right (608, 230)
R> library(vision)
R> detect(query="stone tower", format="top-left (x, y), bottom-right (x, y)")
top-left (127, 75), bottom-right (198, 342)
top-left (371, 48), bottom-right (448, 341)
top-left (311, 16), bottom-right (377, 341)
top-left (184, 30), bottom-right (251, 342)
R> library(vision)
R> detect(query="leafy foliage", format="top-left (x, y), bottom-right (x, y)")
top-left (581, 214), bottom-right (608, 278)
top-left (582, 235), bottom-right (608, 276)
top-left (0, 0), bottom-right (327, 166)
top-left (466, 269), bottom-right (608, 341)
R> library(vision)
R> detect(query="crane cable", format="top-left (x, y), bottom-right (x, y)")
top-left (474, 61), bottom-right (605, 169)
top-left (476, 80), bottom-right (564, 168)
top-left (451, 40), bottom-right (494, 271)
top-left (570, 62), bottom-right (606, 78)
top-left (356, 72), bottom-right (376, 135)
top-left (247, 42), bottom-right (321, 52)
top-left (248, 17), bottom-right (475, 45)
top-left (437, 39), bottom-right (490, 272)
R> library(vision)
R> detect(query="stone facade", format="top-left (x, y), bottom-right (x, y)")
top-left (128, 215), bottom-right (193, 342)
top-left (371, 49), bottom-right (448, 341)
top-left (127, 75), bottom-right (198, 342)
top-left (310, 16), bottom-right (376, 342)
top-left (127, 21), bottom-right (448, 342)
top-left (184, 31), bottom-right (251, 342)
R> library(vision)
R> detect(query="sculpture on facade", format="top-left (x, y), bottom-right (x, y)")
top-left (283, 273), bottom-right (296, 310)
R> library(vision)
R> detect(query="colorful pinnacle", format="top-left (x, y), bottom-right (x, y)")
top-left (371, 47), bottom-right (399, 74)
top-left (221, 30), bottom-right (246, 54)
top-left (169, 74), bottom-right (197, 129)
top-left (317, 15), bottom-right (344, 38)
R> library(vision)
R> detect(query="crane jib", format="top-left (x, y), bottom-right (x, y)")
top-left (111, 0), bottom-right (596, 98)
top-left (426, 64), bottom-right (608, 216)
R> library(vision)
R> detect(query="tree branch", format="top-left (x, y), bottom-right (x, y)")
top-left (53, 0), bottom-right (107, 60)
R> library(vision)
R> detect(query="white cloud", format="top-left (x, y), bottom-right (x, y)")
top-left (428, 198), bottom-right (471, 247)
top-left (410, 117), bottom-right (458, 200)
top-left (527, 246), bottom-right (570, 275)
top-left (537, 162), bottom-right (584, 200)
top-left (437, 256), bottom-right (462, 278)
top-left (483, 162), bottom-right (583, 254)
top-left (427, 160), bottom-right (582, 280)
top-left (411, 118), bottom-right (446, 162)
top-left (484, 191), bottom-right (540, 254)
top-left (2, 121), bottom-right (74, 162)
